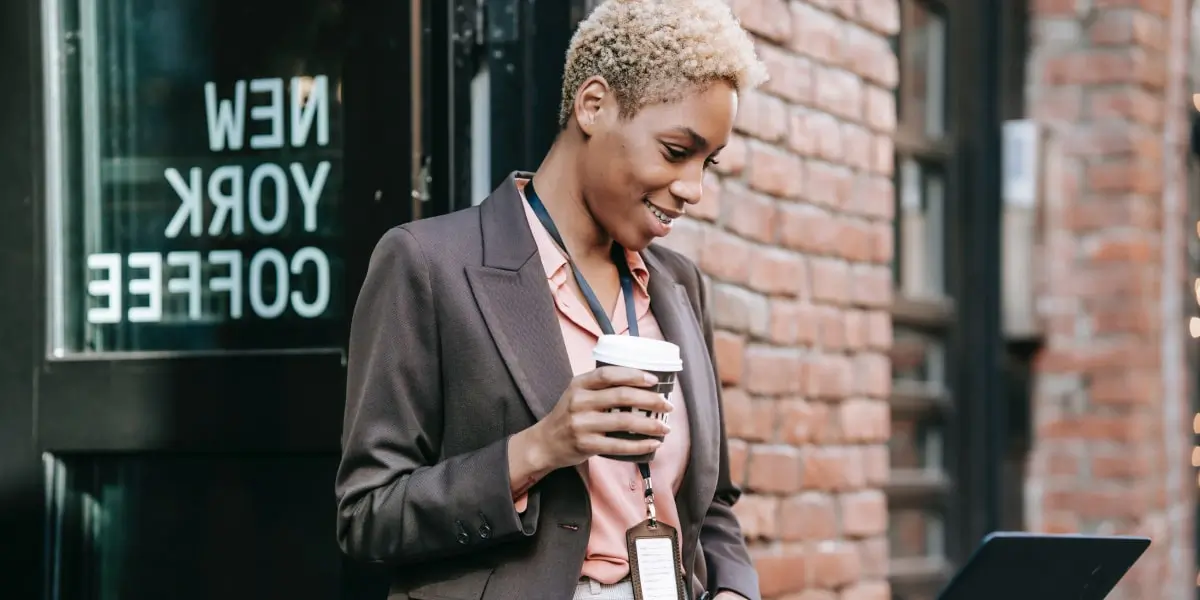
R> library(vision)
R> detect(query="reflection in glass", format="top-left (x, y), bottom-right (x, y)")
top-left (901, 0), bottom-right (947, 139)
top-left (46, 0), bottom-right (346, 355)
top-left (896, 158), bottom-right (946, 298)
top-left (44, 453), bottom-right (347, 600)
top-left (889, 507), bottom-right (946, 560)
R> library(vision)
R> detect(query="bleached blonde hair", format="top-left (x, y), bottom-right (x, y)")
top-left (558, 0), bottom-right (769, 129)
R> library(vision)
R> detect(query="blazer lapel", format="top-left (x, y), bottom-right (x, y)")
top-left (643, 252), bottom-right (720, 525)
top-left (466, 172), bottom-right (574, 420)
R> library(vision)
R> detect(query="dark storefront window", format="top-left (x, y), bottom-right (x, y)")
top-left (43, 454), bottom-right (345, 600)
top-left (889, 0), bottom-right (956, 597)
top-left (44, 0), bottom-right (345, 356)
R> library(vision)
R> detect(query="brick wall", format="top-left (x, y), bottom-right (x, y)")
top-left (1025, 1), bottom-right (1194, 598)
top-left (660, 0), bottom-right (899, 597)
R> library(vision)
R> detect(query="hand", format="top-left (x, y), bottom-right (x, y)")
top-left (712, 592), bottom-right (748, 600)
top-left (519, 366), bottom-right (673, 472)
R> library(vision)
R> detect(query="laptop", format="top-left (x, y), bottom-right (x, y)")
top-left (936, 532), bottom-right (1151, 600)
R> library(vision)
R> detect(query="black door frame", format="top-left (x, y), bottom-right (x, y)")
top-left (0, 0), bottom-right (420, 597)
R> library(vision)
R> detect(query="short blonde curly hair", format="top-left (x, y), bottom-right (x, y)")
top-left (559, 0), bottom-right (769, 129)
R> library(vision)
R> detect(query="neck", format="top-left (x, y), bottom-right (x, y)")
top-left (530, 140), bottom-right (613, 264)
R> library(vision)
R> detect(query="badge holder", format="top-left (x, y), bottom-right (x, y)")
top-left (626, 467), bottom-right (686, 600)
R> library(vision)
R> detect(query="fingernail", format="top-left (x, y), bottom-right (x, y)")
top-left (643, 373), bottom-right (658, 385)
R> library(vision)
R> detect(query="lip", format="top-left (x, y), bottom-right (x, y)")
top-left (645, 199), bottom-right (684, 219)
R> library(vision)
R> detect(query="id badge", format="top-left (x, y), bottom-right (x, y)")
top-left (626, 518), bottom-right (686, 600)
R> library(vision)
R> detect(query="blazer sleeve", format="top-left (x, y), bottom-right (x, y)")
top-left (335, 227), bottom-right (540, 565)
top-left (691, 262), bottom-right (761, 600)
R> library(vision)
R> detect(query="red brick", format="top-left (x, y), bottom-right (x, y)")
top-left (850, 265), bottom-right (892, 308)
top-left (809, 542), bottom-right (862, 588)
top-left (815, 67), bottom-right (864, 122)
top-left (841, 123), bottom-right (873, 171)
top-left (744, 345), bottom-right (806, 395)
top-left (725, 388), bottom-right (778, 442)
top-left (863, 85), bottom-right (896, 133)
top-left (753, 545), bottom-right (809, 597)
top-left (844, 23), bottom-right (898, 87)
top-left (856, 537), bottom-right (889, 578)
top-left (1085, 161), bottom-right (1162, 194)
top-left (781, 492), bottom-right (838, 541)
top-left (1030, 86), bottom-right (1084, 122)
top-left (713, 331), bottom-right (746, 386)
top-left (732, 493), bottom-right (780, 541)
top-left (790, 108), bottom-right (844, 161)
top-left (853, 353), bottom-right (891, 398)
top-left (802, 161), bottom-right (853, 209)
top-left (840, 491), bottom-right (888, 537)
top-left (747, 445), bottom-right (803, 494)
top-left (779, 399), bottom-right (820, 444)
top-left (864, 310), bottom-right (891, 349)
top-left (769, 300), bottom-right (820, 345)
top-left (778, 203), bottom-right (837, 255)
top-left (840, 581), bottom-right (891, 600)
top-left (810, 258), bottom-right (851, 305)
top-left (728, 439), bottom-right (749, 487)
top-left (789, 2), bottom-right (843, 64)
top-left (731, 0), bottom-right (792, 43)
top-left (856, 0), bottom-right (900, 35)
top-left (802, 445), bottom-right (858, 491)
top-left (862, 445), bottom-right (889, 485)
top-left (1042, 50), bottom-right (1162, 88)
top-left (690, 171), bottom-right (722, 222)
top-left (735, 89), bottom-right (789, 142)
top-left (749, 248), bottom-right (808, 297)
top-left (840, 399), bottom-right (889, 442)
top-left (1093, 0), bottom-right (1170, 18)
top-left (711, 283), bottom-right (771, 337)
top-left (747, 143), bottom-right (804, 199)
top-left (807, 354), bottom-right (854, 400)
top-left (656, 217), bottom-right (706, 259)
top-left (816, 305), bottom-right (846, 350)
top-left (700, 229), bottom-right (755, 285)
top-left (868, 134), bottom-right (891, 175)
top-left (722, 184), bottom-right (778, 243)
top-left (757, 41), bottom-right (815, 105)
top-left (712, 133), bottom-right (748, 176)
top-left (847, 175), bottom-right (894, 219)
top-left (1088, 88), bottom-right (1162, 126)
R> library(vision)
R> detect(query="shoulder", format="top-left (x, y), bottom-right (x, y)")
top-left (371, 207), bottom-right (484, 269)
top-left (644, 242), bottom-right (704, 288)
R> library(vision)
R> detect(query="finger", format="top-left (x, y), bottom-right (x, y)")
top-left (578, 434), bottom-right (663, 458)
top-left (577, 410), bottom-right (671, 437)
top-left (579, 366), bottom-right (658, 391)
top-left (579, 386), bottom-right (672, 414)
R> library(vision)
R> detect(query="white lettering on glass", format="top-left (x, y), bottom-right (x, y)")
top-left (87, 254), bottom-right (122, 324)
top-left (166, 251), bottom-right (203, 320)
top-left (208, 250), bottom-right (243, 319)
top-left (249, 248), bottom-right (289, 318)
top-left (291, 247), bottom-right (330, 318)
top-left (126, 252), bottom-right (163, 323)
top-left (84, 75), bottom-right (337, 331)
top-left (249, 78), bottom-right (285, 150)
top-left (204, 80), bottom-right (247, 152)
top-left (249, 163), bottom-right (289, 235)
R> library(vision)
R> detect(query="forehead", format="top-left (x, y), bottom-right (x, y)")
top-left (626, 83), bottom-right (738, 147)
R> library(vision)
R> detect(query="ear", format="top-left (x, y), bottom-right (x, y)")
top-left (573, 76), bottom-right (611, 137)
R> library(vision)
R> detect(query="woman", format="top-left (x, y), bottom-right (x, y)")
top-left (335, 1), bottom-right (768, 598)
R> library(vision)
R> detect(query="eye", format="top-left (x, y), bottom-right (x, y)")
top-left (662, 144), bottom-right (688, 161)
top-left (704, 157), bottom-right (721, 169)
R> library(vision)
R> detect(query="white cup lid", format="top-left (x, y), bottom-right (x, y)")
top-left (591, 334), bottom-right (683, 372)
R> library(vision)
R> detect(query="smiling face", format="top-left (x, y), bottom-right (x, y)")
top-left (572, 78), bottom-right (738, 252)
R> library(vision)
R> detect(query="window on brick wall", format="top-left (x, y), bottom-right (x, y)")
top-left (889, 0), bottom-right (956, 597)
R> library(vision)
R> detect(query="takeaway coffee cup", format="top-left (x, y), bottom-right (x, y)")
top-left (591, 334), bottom-right (683, 462)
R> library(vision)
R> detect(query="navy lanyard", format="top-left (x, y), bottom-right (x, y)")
top-left (525, 181), bottom-right (658, 514)
top-left (525, 181), bottom-right (640, 338)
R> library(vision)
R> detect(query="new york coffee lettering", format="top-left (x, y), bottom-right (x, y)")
top-left (86, 76), bottom-right (335, 325)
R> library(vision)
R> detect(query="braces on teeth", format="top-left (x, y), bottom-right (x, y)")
top-left (644, 199), bottom-right (672, 224)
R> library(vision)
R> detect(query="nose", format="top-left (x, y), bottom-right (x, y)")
top-left (668, 168), bottom-right (704, 206)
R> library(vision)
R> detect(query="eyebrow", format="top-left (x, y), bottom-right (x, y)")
top-left (669, 126), bottom-right (709, 149)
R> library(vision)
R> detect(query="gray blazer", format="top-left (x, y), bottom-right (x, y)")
top-left (335, 171), bottom-right (759, 600)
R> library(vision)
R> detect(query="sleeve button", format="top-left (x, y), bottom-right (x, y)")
top-left (478, 524), bottom-right (492, 539)
top-left (455, 520), bottom-right (471, 545)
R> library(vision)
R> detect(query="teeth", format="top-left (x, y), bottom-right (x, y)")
top-left (644, 199), bottom-right (673, 225)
